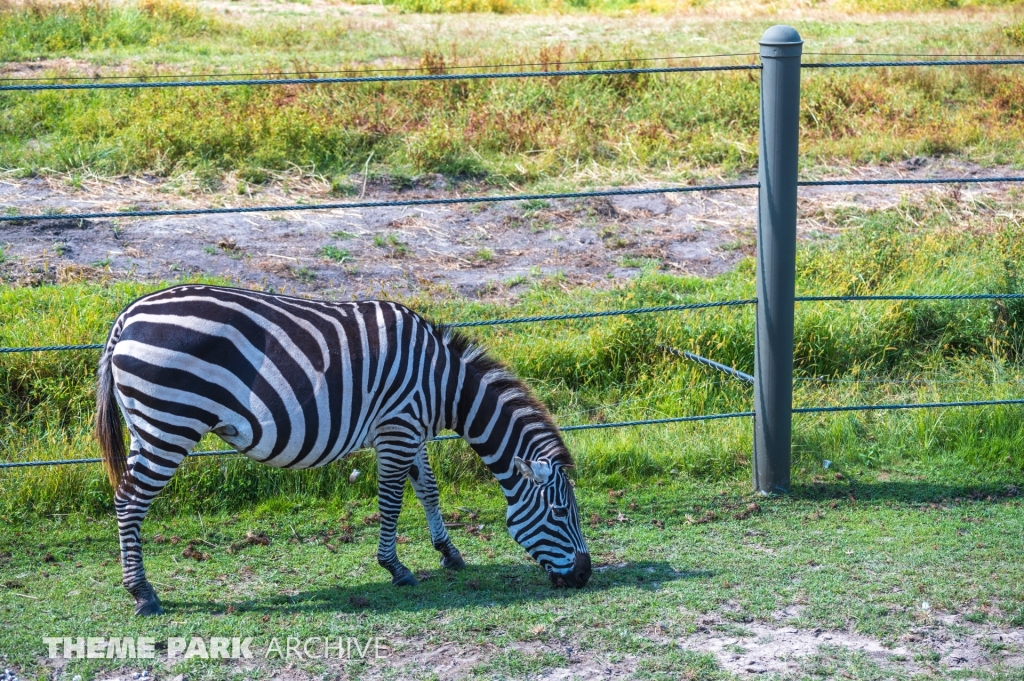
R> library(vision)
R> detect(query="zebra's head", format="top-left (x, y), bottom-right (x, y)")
top-left (510, 456), bottom-right (591, 588)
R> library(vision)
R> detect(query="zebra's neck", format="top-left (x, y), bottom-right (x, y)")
top-left (447, 347), bottom-right (569, 493)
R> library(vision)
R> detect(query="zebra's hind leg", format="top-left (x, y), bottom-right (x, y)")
top-left (373, 437), bottom-right (419, 587)
top-left (409, 447), bottom-right (465, 571)
top-left (116, 447), bottom-right (184, 616)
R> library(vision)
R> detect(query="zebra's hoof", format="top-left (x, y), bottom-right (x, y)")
top-left (134, 599), bottom-right (164, 616)
top-left (391, 569), bottom-right (419, 587)
top-left (441, 551), bottom-right (466, 570)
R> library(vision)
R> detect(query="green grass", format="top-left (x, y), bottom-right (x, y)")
top-left (0, 480), bottom-right (1021, 680)
top-left (3, 194), bottom-right (1024, 516)
top-left (2, 2), bottom-right (1024, 187)
top-left (315, 245), bottom-right (352, 263)
top-left (0, 0), bottom-right (217, 61)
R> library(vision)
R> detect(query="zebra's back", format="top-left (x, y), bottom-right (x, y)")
top-left (109, 284), bottom-right (438, 469)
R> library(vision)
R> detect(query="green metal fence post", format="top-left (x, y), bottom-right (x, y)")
top-left (753, 25), bottom-right (803, 495)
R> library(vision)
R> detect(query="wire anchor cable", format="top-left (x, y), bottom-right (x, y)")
top-left (660, 345), bottom-right (754, 384)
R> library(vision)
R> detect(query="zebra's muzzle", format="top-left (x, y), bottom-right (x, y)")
top-left (549, 553), bottom-right (592, 588)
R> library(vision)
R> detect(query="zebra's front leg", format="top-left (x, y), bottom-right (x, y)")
top-left (116, 450), bottom-right (180, 616)
top-left (409, 447), bottom-right (465, 570)
top-left (374, 441), bottom-right (418, 587)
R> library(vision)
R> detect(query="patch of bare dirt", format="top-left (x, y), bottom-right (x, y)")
top-left (70, 638), bottom-right (634, 681)
top-left (662, 610), bottom-right (1024, 678)
top-left (0, 159), bottom-right (1019, 300)
top-left (352, 638), bottom-right (637, 680)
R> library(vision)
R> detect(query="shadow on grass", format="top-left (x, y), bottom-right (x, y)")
top-left (160, 560), bottom-right (710, 616)
top-left (788, 480), bottom-right (1021, 504)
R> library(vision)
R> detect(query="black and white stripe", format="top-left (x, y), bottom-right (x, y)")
top-left (96, 284), bottom-right (590, 616)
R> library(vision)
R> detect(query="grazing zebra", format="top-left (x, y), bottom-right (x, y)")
top-left (96, 284), bottom-right (591, 616)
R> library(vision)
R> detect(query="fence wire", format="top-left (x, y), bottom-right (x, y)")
top-left (8, 395), bottom-right (1024, 469)
top-left (798, 177), bottom-right (1024, 187)
top-left (0, 299), bottom-right (757, 354)
top-left (0, 52), bottom-right (760, 83)
top-left (804, 52), bottom-right (1024, 59)
top-left (794, 398), bottom-right (1024, 415)
top-left (0, 343), bottom-right (104, 354)
top-left (797, 294), bottom-right (1024, 302)
top-left (6, 294), bottom-right (1024, 354)
top-left (0, 64), bottom-right (760, 93)
top-left (0, 412), bottom-right (756, 469)
top-left (804, 59), bottom-right (1024, 69)
top-left (2, 48), bottom-right (1024, 472)
top-left (0, 183), bottom-right (759, 223)
top-left (2, 55), bottom-right (1019, 92)
top-left (5, 174), bottom-right (1020, 224)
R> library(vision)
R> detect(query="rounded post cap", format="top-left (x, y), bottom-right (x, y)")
top-left (760, 25), bottom-right (803, 58)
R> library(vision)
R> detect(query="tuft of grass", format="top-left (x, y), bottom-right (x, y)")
top-left (316, 244), bottom-right (352, 263)
top-left (329, 176), bottom-right (357, 196)
top-left (618, 254), bottom-right (661, 269)
top-left (373, 233), bottom-right (409, 257)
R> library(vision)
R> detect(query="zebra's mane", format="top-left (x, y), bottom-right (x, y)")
top-left (438, 327), bottom-right (574, 469)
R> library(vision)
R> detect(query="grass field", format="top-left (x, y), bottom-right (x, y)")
top-left (3, 0), bottom-right (1024, 679)
top-left (1, 0), bottom-right (1024, 189)
top-left (1, 481), bottom-right (1023, 679)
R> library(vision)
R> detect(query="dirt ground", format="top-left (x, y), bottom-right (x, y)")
top-left (1, 159), bottom-right (1019, 301)
top-left (10, 610), bottom-right (1022, 680)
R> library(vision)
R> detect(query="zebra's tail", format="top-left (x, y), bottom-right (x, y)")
top-left (96, 336), bottom-right (126, 490)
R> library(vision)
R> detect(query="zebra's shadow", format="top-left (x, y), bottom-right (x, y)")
top-left (162, 561), bottom-right (711, 615)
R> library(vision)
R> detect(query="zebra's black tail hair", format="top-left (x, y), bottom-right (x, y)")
top-left (96, 331), bottom-right (126, 490)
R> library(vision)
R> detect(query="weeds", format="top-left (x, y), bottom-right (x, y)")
top-left (316, 245), bottom-right (352, 263)
top-left (618, 254), bottom-right (660, 269)
top-left (373, 233), bottom-right (409, 257)
top-left (293, 266), bottom-right (316, 283)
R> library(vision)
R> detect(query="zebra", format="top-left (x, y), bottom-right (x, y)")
top-left (95, 284), bottom-right (591, 616)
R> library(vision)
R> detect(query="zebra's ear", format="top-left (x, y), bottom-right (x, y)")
top-left (514, 457), bottom-right (552, 484)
